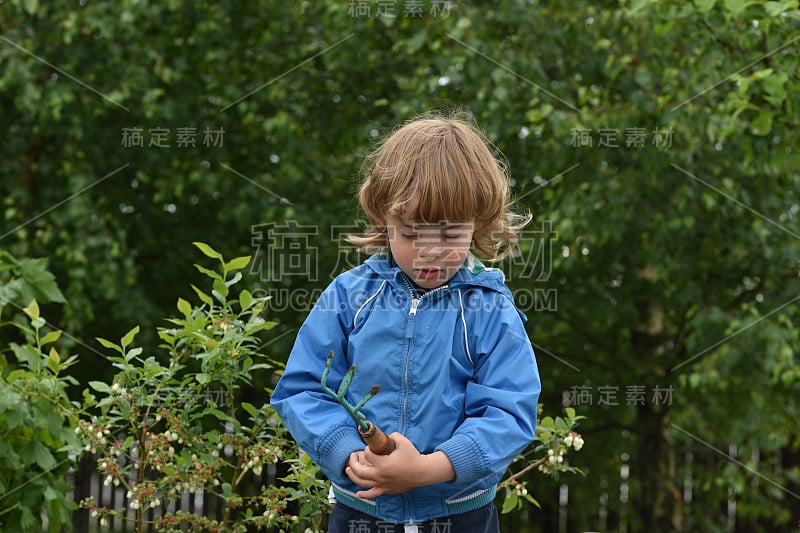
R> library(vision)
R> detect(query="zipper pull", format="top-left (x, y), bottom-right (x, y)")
top-left (409, 298), bottom-right (420, 315)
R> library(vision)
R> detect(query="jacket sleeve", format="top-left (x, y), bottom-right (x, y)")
top-left (435, 292), bottom-right (541, 485)
top-left (269, 280), bottom-right (366, 485)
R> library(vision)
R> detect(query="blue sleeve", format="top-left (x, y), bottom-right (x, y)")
top-left (435, 294), bottom-right (540, 485)
top-left (269, 280), bottom-right (366, 485)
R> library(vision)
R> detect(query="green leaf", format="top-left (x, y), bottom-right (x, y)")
top-left (191, 284), bottom-right (214, 306)
top-left (239, 289), bottom-right (253, 310)
top-left (177, 297), bottom-right (192, 318)
top-left (23, 299), bottom-right (40, 320)
top-left (120, 325), bottom-right (140, 349)
top-left (126, 347), bottom-right (143, 361)
top-left (524, 492), bottom-right (542, 508)
top-left (241, 401), bottom-right (259, 418)
top-left (224, 255), bottom-right (251, 272)
top-left (23, 0), bottom-right (39, 16)
top-left (194, 263), bottom-right (223, 281)
top-left (501, 488), bottom-right (519, 513)
top-left (10, 343), bottom-right (40, 371)
top-left (765, 0), bottom-right (798, 16)
top-left (96, 337), bottom-right (123, 354)
top-left (212, 278), bottom-right (229, 298)
top-left (208, 409), bottom-right (236, 424)
top-left (18, 258), bottom-right (66, 304)
top-left (693, 0), bottom-right (717, 13)
top-left (750, 111), bottom-right (773, 136)
top-left (193, 241), bottom-right (223, 260)
top-left (224, 271), bottom-right (243, 287)
top-left (88, 381), bottom-right (111, 393)
top-left (40, 329), bottom-right (62, 346)
top-left (24, 440), bottom-right (56, 470)
top-left (47, 347), bottom-right (61, 372)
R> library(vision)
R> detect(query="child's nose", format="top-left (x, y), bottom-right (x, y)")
top-left (418, 244), bottom-right (443, 257)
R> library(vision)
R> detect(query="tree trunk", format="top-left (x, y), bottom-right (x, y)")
top-left (631, 279), bottom-right (682, 532)
top-left (634, 401), bottom-right (682, 532)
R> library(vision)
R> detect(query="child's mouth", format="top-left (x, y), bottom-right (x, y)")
top-left (416, 268), bottom-right (441, 280)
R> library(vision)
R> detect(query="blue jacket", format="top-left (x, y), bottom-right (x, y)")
top-left (270, 253), bottom-right (540, 524)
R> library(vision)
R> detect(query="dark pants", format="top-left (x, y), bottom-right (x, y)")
top-left (327, 501), bottom-right (500, 533)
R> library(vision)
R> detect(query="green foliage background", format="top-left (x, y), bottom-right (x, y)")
top-left (1, 1), bottom-right (799, 531)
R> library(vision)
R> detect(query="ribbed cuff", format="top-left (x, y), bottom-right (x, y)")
top-left (435, 433), bottom-right (487, 484)
top-left (318, 424), bottom-right (367, 480)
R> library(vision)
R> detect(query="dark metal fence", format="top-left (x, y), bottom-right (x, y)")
top-left (68, 442), bottom-right (800, 532)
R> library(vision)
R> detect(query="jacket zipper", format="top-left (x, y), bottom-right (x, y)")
top-left (399, 275), bottom-right (449, 433)
top-left (399, 276), bottom-right (449, 520)
top-left (401, 276), bottom-right (449, 316)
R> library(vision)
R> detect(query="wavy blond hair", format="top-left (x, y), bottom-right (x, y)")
top-left (347, 114), bottom-right (531, 261)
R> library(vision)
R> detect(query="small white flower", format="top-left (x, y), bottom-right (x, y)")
top-left (253, 465), bottom-right (263, 476)
top-left (96, 431), bottom-right (104, 439)
top-left (111, 383), bottom-right (120, 392)
top-left (91, 510), bottom-right (98, 518)
top-left (564, 435), bottom-right (574, 447)
top-left (100, 517), bottom-right (109, 527)
top-left (103, 476), bottom-right (112, 486)
top-left (573, 436), bottom-right (584, 451)
top-left (547, 449), bottom-right (555, 456)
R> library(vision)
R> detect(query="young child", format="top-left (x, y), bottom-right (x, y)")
top-left (270, 115), bottom-right (541, 532)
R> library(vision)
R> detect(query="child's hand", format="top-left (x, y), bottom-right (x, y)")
top-left (345, 432), bottom-right (455, 499)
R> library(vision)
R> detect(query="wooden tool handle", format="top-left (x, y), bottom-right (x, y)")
top-left (358, 420), bottom-right (396, 455)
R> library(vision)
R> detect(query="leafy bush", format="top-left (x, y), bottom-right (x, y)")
top-left (0, 252), bottom-right (78, 532)
top-left (76, 243), bottom-right (329, 532)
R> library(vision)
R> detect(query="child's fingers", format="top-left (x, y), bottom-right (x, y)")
top-left (346, 461), bottom-right (379, 487)
top-left (355, 486), bottom-right (385, 499)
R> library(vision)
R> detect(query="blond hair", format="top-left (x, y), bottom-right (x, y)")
top-left (347, 114), bottom-right (531, 261)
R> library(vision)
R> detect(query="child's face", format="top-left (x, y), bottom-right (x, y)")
top-left (386, 216), bottom-right (474, 290)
